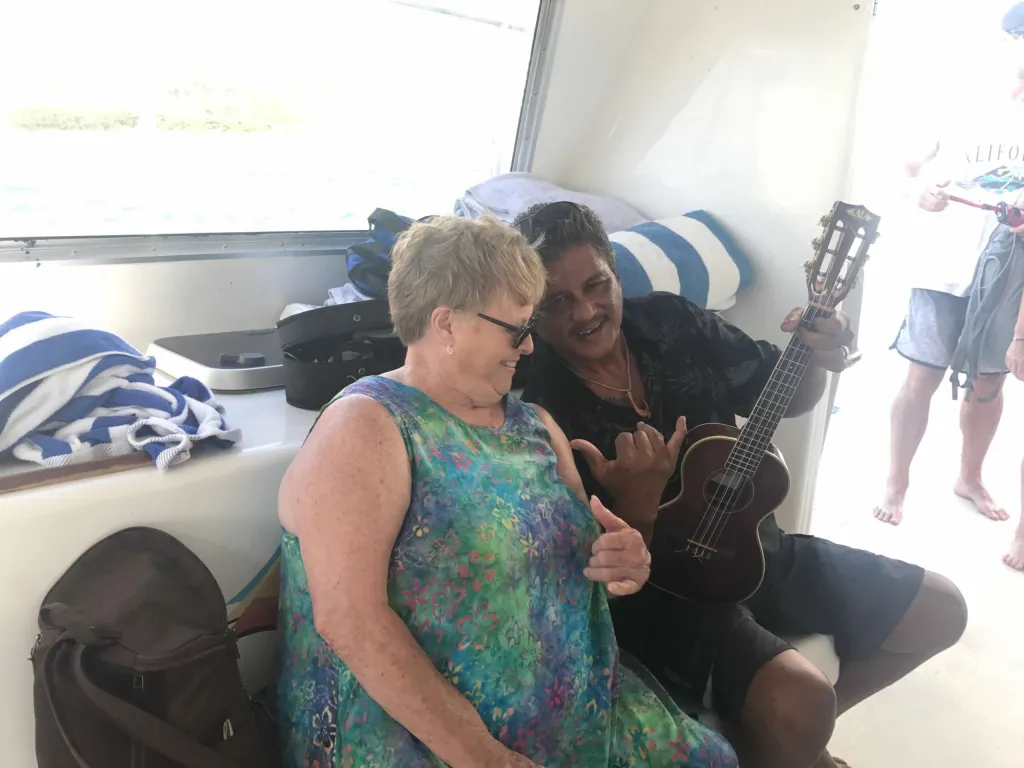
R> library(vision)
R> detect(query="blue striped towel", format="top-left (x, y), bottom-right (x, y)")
top-left (0, 312), bottom-right (241, 469)
top-left (609, 211), bottom-right (754, 311)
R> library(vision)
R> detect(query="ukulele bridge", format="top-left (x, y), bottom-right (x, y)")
top-left (680, 539), bottom-right (718, 556)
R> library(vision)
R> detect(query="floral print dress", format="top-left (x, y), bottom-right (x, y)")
top-left (277, 376), bottom-right (737, 767)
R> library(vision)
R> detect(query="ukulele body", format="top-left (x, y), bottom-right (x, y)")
top-left (648, 422), bottom-right (791, 604)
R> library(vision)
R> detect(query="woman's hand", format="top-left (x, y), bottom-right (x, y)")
top-left (482, 740), bottom-right (543, 768)
top-left (584, 496), bottom-right (651, 596)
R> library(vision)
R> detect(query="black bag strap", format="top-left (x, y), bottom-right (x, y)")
top-left (69, 644), bottom-right (242, 768)
top-left (41, 639), bottom-right (92, 768)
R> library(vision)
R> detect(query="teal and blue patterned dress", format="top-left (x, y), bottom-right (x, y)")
top-left (278, 376), bottom-right (737, 767)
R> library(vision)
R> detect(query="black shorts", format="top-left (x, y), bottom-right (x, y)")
top-left (610, 533), bottom-right (925, 721)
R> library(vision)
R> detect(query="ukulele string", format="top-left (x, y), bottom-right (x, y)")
top-left (698, 320), bottom-right (820, 555)
top-left (698, 294), bottom-right (836, 553)
top-left (684, 314), bottom-right (821, 555)
top-left (685, 327), bottom-right (818, 559)
top-left (709, 280), bottom-right (845, 521)
top-left (696, 283), bottom-right (842, 557)
top-left (690, 300), bottom-right (830, 558)
top-left (688, 248), bottom-right (846, 557)
top-left (702, 219), bottom-right (865, 554)
top-left (683, 224), bottom-right (849, 558)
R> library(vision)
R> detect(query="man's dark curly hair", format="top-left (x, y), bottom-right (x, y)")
top-left (512, 202), bottom-right (617, 270)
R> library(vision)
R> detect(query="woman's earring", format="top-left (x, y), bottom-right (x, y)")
top-left (446, 344), bottom-right (453, 355)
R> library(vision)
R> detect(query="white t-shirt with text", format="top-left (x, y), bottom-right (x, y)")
top-left (907, 102), bottom-right (1024, 295)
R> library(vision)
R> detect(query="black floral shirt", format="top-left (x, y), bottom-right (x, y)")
top-left (521, 292), bottom-right (785, 551)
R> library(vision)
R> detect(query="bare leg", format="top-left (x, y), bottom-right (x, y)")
top-left (1004, 457), bottom-right (1024, 570)
top-left (796, 572), bottom-right (966, 767)
top-left (724, 573), bottom-right (965, 767)
top-left (728, 650), bottom-right (836, 768)
top-left (873, 363), bottom-right (944, 525)
top-left (954, 373), bottom-right (1009, 521)
top-left (831, 571), bottom-right (967, 714)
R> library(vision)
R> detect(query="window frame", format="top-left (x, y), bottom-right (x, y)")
top-left (0, 0), bottom-right (562, 266)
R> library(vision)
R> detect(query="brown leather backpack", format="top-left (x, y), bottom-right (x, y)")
top-left (32, 527), bottom-right (282, 768)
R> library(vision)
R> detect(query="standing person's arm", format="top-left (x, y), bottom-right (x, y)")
top-left (906, 140), bottom-right (952, 210)
top-left (280, 396), bottom-right (538, 768)
top-left (906, 141), bottom-right (940, 178)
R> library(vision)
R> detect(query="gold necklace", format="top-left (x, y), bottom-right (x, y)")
top-left (569, 338), bottom-right (651, 418)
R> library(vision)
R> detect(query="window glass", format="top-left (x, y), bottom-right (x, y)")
top-left (0, 0), bottom-right (542, 238)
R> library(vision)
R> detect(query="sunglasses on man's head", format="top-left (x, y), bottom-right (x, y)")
top-left (514, 200), bottom-right (584, 242)
top-left (476, 313), bottom-right (536, 349)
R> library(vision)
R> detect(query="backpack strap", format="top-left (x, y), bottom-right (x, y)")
top-left (69, 645), bottom-right (242, 768)
top-left (41, 639), bottom-right (93, 768)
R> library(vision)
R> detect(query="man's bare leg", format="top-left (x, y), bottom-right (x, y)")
top-left (1004, 457), bottom-right (1024, 570)
top-left (728, 650), bottom-right (837, 768)
top-left (728, 574), bottom-right (965, 766)
top-left (874, 363), bottom-right (944, 525)
top-left (953, 373), bottom-right (1009, 521)
top-left (830, 571), bottom-right (966, 713)
top-left (812, 572), bottom-right (967, 767)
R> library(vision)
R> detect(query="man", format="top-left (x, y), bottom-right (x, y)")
top-left (515, 202), bottom-right (968, 768)
top-left (873, 6), bottom-right (1024, 526)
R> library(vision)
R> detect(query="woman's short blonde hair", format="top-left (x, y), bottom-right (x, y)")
top-left (387, 215), bottom-right (546, 344)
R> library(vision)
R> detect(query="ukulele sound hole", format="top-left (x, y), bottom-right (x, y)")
top-left (702, 469), bottom-right (754, 513)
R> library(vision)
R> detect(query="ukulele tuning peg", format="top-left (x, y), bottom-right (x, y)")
top-left (819, 215), bottom-right (830, 226)
top-left (811, 236), bottom-right (823, 250)
top-left (803, 259), bottom-right (815, 273)
top-left (872, 231), bottom-right (881, 243)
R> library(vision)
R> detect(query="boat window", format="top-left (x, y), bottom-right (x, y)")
top-left (0, 0), bottom-right (551, 249)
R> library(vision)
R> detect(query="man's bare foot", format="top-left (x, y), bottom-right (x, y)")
top-left (872, 484), bottom-right (906, 525)
top-left (1003, 532), bottom-right (1024, 571)
top-left (953, 478), bottom-right (1010, 521)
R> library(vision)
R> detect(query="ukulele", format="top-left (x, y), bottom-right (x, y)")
top-left (648, 201), bottom-right (881, 604)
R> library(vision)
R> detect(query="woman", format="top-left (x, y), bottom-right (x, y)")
top-left (276, 215), bottom-right (737, 767)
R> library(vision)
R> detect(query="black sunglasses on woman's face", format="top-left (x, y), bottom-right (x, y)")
top-left (476, 313), bottom-right (536, 349)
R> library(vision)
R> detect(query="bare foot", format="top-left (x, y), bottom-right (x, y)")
top-left (953, 478), bottom-right (1010, 521)
top-left (1004, 532), bottom-right (1024, 571)
top-left (872, 484), bottom-right (906, 525)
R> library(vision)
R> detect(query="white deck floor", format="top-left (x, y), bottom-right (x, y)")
top-left (814, 342), bottom-right (1024, 766)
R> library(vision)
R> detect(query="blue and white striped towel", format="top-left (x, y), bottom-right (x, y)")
top-left (0, 312), bottom-right (241, 469)
top-left (609, 211), bottom-right (754, 311)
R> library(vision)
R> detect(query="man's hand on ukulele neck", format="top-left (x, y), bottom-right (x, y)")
top-left (781, 307), bottom-right (857, 373)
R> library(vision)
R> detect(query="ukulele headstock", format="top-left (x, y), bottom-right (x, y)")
top-left (805, 201), bottom-right (880, 308)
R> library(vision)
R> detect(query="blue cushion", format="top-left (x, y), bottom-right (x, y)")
top-left (609, 211), bottom-right (753, 310)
